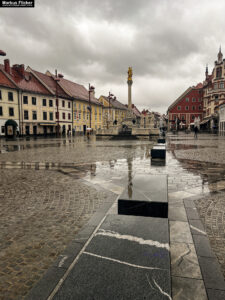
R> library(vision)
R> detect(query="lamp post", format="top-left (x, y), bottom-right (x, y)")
top-left (88, 84), bottom-right (95, 129)
top-left (107, 92), bottom-right (113, 129)
top-left (55, 70), bottom-right (60, 137)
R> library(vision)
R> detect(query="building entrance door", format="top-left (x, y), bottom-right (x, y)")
top-left (83, 125), bottom-right (86, 134)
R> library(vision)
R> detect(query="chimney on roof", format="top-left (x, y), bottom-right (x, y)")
top-left (13, 64), bottom-right (25, 77)
top-left (4, 59), bottom-right (10, 74)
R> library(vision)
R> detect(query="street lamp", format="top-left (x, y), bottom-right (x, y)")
top-left (55, 70), bottom-right (60, 137)
top-left (107, 92), bottom-right (114, 129)
top-left (88, 84), bottom-right (95, 129)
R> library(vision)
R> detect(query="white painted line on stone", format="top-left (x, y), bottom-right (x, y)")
top-left (96, 229), bottom-right (170, 250)
top-left (153, 278), bottom-right (172, 300)
top-left (190, 225), bottom-right (206, 235)
top-left (47, 195), bottom-right (120, 300)
top-left (83, 251), bottom-right (164, 271)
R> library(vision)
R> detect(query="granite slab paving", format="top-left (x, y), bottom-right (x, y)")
top-left (52, 215), bottom-right (171, 300)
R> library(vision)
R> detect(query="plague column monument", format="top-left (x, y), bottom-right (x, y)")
top-left (127, 67), bottom-right (133, 110)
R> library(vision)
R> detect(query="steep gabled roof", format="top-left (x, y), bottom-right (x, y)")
top-left (28, 67), bottom-right (70, 99)
top-left (0, 65), bottom-right (18, 89)
top-left (45, 71), bottom-right (102, 106)
top-left (100, 95), bottom-right (128, 110)
top-left (167, 87), bottom-right (192, 111)
top-left (0, 64), bottom-right (51, 95)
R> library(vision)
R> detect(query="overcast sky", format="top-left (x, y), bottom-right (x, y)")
top-left (1, 0), bottom-right (225, 113)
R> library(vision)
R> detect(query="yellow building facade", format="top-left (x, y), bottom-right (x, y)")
top-left (99, 95), bottom-right (128, 128)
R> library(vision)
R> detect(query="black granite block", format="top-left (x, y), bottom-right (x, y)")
top-left (198, 257), bottom-right (225, 290)
top-left (53, 215), bottom-right (171, 300)
top-left (193, 235), bottom-right (216, 258)
top-left (118, 174), bottom-right (168, 218)
top-left (185, 207), bottom-right (200, 220)
top-left (158, 138), bottom-right (165, 143)
top-left (151, 147), bottom-right (166, 159)
top-left (207, 288), bottom-right (225, 300)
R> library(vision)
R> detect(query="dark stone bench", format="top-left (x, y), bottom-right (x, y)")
top-left (52, 214), bottom-right (171, 300)
top-left (151, 144), bottom-right (166, 159)
top-left (118, 174), bottom-right (168, 218)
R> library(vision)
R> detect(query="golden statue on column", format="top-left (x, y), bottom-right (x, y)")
top-left (127, 67), bottom-right (133, 110)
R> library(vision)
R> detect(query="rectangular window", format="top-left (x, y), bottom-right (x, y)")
top-left (181, 115), bottom-right (185, 120)
top-left (23, 95), bottom-right (28, 104)
top-left (185, 98), bottom-right (189, 102)
top-left (55, 112), bottom-right (59, 119)
top-left (9, 107), bottom-right (14, 116)
top-left (68, 102), bottom-right (71, 108)
top-left (43, 112), bottom-right (47, 120)
top-left (192, 98), bottom-right (196, 102)
top-left (24, 110), bottom-right (28, 120)
top-left (0, 106), bottom-right (2, 116)
top-left (192, 106), bottom-right (195, 110)
top-left (32, 111), bottom-right (37, 120)
top-left (68, 113), bottom-right (71, 120)
top-left (185, 106), bottom-right (189, 110)
top-left (62, 112), bottom-right (65, 119)
top-left (0, 90), bottom-right (2, 100)
top-left (191, 115), bottom-right (195, 120)
top-left (220, 82), bottom-right (224, 89)
top-left (1, 126), bottom-right (5, 134)
top-left (56, 99), bottom-right (58, 106)
top-left (62, 100), bottom-right (65, 107)
top-left (83, 111), bottom-right (85, 120)
top-left (199, 106), bottom-right (202, 110)
top-left (177, 106), bottom-right (181, 110)
top-left (49, 99), bottom-right (53, 107)
top-left (173, 115), bottom-right (177, 120)
top-left (32, 97), bottom-right (36, 105)
top-left (42, 99), bottom-right (47, 106)
top-left (214, 83), bottom-right (218, 89)
top-left (8, 92), bottom-right (13, 101)
top-left (49, 112), bottom-right (53, 120)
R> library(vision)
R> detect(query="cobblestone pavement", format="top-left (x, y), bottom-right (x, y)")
top-left (0, 134), bottom-right (224, 299)
top-left (167, 132), bottom-right (225, 279)
top-left (0, 168), bottom-right (116, 300)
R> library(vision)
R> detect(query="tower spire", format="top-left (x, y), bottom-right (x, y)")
top-left (205, 64), bottom-right (208, 79)
top-left (218, 46), bottom-right (223, 63)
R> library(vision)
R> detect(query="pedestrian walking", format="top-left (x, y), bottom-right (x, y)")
top-left (194, 126), bottom-right (198, 139)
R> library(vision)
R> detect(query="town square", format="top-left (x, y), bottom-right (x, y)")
top-left (0, 0), bottom-right (225, 299)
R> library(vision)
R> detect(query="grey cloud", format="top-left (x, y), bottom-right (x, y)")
top-left (0, 0), bottom-right (225, 113)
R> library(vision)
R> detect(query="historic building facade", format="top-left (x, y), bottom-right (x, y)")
top-left (167, 84), bottom-right (203, 130)
top-left (0, 61), bottom-right (19, 136)
top-left (202, 48), bottom-right (225, 131)
top-left (99, 95), bottom-right (128, 128)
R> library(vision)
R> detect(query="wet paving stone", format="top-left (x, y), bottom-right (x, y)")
top-left (0, 134), bottom-right (225, 299)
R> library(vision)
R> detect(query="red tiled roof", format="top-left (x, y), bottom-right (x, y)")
top-left (57, 76), bottom-right (101, 105)
top-left (195, 82), bottom-right (203, 89)
top-left (0, 67), bottom-right (17, 89)
top-left (30, 68), bottom-right (70, 99)
top-left (12, 69), bottom-right (52, 95)
top-left (0, 64), bottom-right (52, 95)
